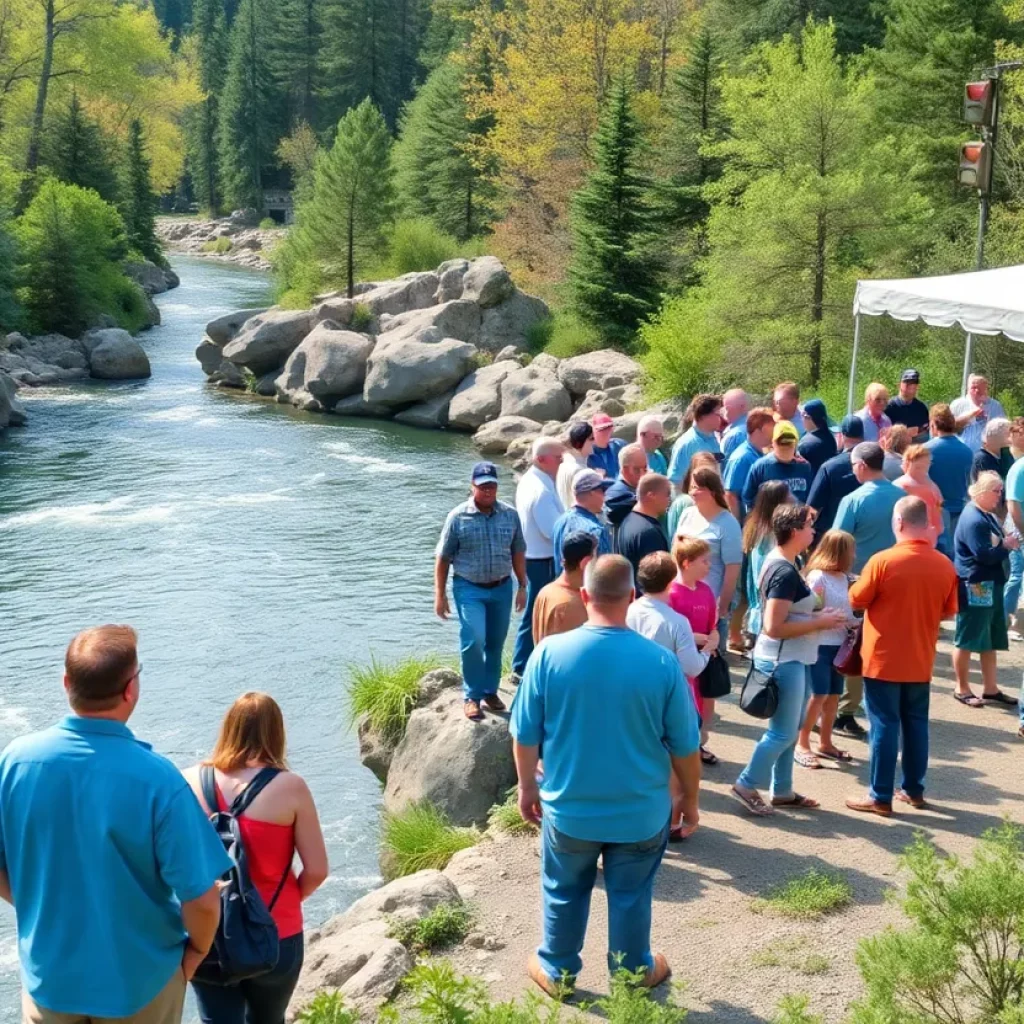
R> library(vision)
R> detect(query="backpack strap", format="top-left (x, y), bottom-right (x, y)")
top-left (229, 767), bottom-right (282, 817)
top-left (199, 764), bottom-right (220, 817)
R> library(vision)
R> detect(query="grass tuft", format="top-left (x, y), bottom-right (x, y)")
top-left (380, 801), bottom-right (479, 880)
top-left (752, 870), bottom-right (853, 919)
top-left (350, 301), bottom-right (374, 332)
top-left (294, 991), bottom-right (358, 1024)
top-left (751, 938), bottom-right (832, 975)
top-left (200, 236), bottom-right (233, 254)
top-left (388, 901), bottom-right (473, 952)
top-left (771, 994), bottom-right (824, 1024)
top-left (488, 786), bottom-right (538, 836)
top-left (345, 653), bottom-right (445, 741)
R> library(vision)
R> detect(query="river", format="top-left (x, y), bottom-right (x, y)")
top-left (0, 257), bottom-right (492, 1019)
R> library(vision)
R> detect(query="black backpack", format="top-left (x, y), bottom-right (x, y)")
top-left (193, 766), bottom-right (289, 987)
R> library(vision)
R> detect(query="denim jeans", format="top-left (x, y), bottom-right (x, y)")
top-left (863, 678), bottom-right (929, 803)
top-left (452, 576), bottom-right (514, 701)
top-left (736, 659), bottom-right (810, 798)
top-left (512, 557), bottom-right (556, 675)
top-left (537, 816), bottom-right (668, 982)
top-left (1005, 547), bottom-right (1023, 625)
top-left (938, 508), bottom-right (961, 560)
top-left (193, 934), bottom-right (304, 1024)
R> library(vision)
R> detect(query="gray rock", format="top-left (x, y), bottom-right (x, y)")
top-left (435, 260), bottom-right (468, 303)
top-left (573, 388), bottom-right (628, 421)
top-left (444, 847), bottom-right (503, 896)
top-left (254, 371), bottom-right (279, 397)
top-left (611, 401), bottom-right (685, 444)
top-left (222, 310), bottom-right (312, 375)
top-left (378, 299), bottom-right (481, 347)
top-left (495, 345), bottom-right (528, 365)
top-left (394, 390), bottom-right (454, 429)
top-left (6, 333), bottom-right (88, 370)
top-left (530, 352), bottom-right (560, 374)
top-left (0, 371), bottom-right (27, 428)
top-left (210, 362), bottom-right (245, 389)
top-left (196, 340), bottom-right (225, 375)
top-left (139, 292), bottom-right (160, 330)
top-left (500, 365), bottom-right (573, 422)
top-left (447, 360), bottom-right (519, 432)
top-left (338, 940), bottom-right (414, 1013)
top-left (124, 260), bottom-right (171, 296)
top-left (478, 291), bottom-right (549, 353)
top-left (363, 337), bottom-right (477, 407)
top-left (332, 394), bottom-right (394, 418)
top-left (326, 870), bottom-right (463, 934)
top-left (557, 350), bottom-right (643, 397)
top-left (87, 330), bottom-right (151, 380)
top-left (163, 267), bottom-right (180, 290)
top-left (472, 415), bottom-right (542, 454)
top-left (360, 272), bottom-right (440, 317)
top-left (204, 307), bottom-right (268, 346)
top-left (276, 325), bottom-right (373, 407)
top-left (311, 296), bottom-right (355, 328)
top-left (384, 688), bottom-right (517, 827)
top-left (416, 667), bottom-right (462, 705)
top-left (462, 257), bottom-right (514, 308)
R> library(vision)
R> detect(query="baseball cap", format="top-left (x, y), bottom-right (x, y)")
top-left (772, 421), bottom-right (799, 444)
top-left (471, 461), bottom-right (499, 484)
top-left (802, 398), bottom-right (830, 430)
top-left (561, 529), bottom-right (598, 565)
top-left (591, 413), bottom-right (614, 429)
top-left (839, 414), bottom-right (865, 439)
top-left (569, 422), bottom-right (594, 449)
top-left (901, 369), bottom-right (920, 384)
top-left (573, 468), bottom-right (614, 495)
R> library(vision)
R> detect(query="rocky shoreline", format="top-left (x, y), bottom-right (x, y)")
top-left (156, 214), bottom-right (284, 272)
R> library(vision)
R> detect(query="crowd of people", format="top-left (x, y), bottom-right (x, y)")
top-left (433, 370), bottom-right (1024, 995)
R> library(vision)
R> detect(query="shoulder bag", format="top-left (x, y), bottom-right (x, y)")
top-left (698, 652), bottom-right (731, 699)
top-left (833, 623), bottom-right (863, 676)
top-left (738, 568), bottom-right (784, 719)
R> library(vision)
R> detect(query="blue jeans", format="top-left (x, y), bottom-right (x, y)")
top-left (736, 659), bottom-right (810, 798)
top-left (452, 576), bottom-right (514, 702)
top-left (193, 933), bottom-right (304, 1024)
top-left (538, 816), bottom-right (668, 982)
top-left (863, 678), bottom-right (930, 803)
top-left (1005, 547), bottom-right (1023, 624)
top-left (939, 508), bottom-right (961, 559)
top-left (512, 557), bottom-right (556, 675)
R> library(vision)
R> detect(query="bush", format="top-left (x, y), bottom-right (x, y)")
top-left (344, 653), bottom-right (446, 742)
top-left (752, 870), bottom-right (853, 919)
top-left (384, 217), bottom-right (463, 275)
top-left (533, 309), bottom-right (605, 359)
top-left (380, 801), bottom-right (479, 879)
top-left (488, 787), bottom-right (537, 836)
top-left (294, 991), bottom-right (359, 1024)
top-left (589, 962), bottom-right (688, 1024)
top-left (388, 901), bottom-right (473, 951)
top-left (350, 301), bottom-right (374, 332)
top-left (200, 236), bottom-right (233, 254)
top-left (259, 217), bottom-right (278, 230)
top-left (771, 995), bottom-right (823, 1024)
top-left (850, 821), bottom-right (1024, 1024)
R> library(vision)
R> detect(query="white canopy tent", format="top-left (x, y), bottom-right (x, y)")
top-left (848, 264), bottom-right (1024, 413)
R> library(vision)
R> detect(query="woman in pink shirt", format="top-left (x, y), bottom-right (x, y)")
top-left (893, 444), bottom-right (943, 534)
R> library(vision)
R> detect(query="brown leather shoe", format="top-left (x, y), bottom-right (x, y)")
top-left (642, 953), bottom-right (672, 989)
top-left (464, 700), bottom-right (484, 721)
top-left (527, 953), bottom-right (572, 999)
top-left (895, 790), bottom-right (929, 809)
top-left (481, 694), bottom-right (507, 712)
top-left (846, 795), bottom-right (893, 817)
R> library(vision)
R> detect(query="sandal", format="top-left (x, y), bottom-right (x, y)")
top-left (816, 747), bottom-right (853, 763)
top-left (700, 746), bottom-right (719, 766)
top-left (771, 792), bottom-right (820, 808)
top-left (954, 692), bottom-right (985, 708)
top-left (730, 785), bottom-right (774, 816)
top-left (795, 749), bottom-right (822, 769)
top-left (982, 690), bottom-right (1017, 705)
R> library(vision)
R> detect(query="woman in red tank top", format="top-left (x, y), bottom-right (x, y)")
top-left (184, 693), bottom-right (329, 1024)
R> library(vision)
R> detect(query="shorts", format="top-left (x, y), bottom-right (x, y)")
top-left (809, 643), bottom-right (844, 696)
top-left (955, 594), bottom-right (1008, 653)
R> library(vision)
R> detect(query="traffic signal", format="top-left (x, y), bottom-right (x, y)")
top-left (959, 141), bottom-right (993, 192)
top-left (964, 80), bottom-right (996, 127)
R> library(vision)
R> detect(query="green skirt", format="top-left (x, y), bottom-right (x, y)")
top-left (954, 581), bottom-right (1008, 653)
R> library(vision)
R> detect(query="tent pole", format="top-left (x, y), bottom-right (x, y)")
top-left (847, 314), bottom-right (861, 416)
top-left (962, 332), bottom-right (974, 394)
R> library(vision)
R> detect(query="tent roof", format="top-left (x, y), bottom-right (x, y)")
top-left (854, 264), bottom-right (1024, 342)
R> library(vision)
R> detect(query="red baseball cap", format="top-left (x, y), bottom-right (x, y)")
top-left (591, 413), bottom-right (614, 429)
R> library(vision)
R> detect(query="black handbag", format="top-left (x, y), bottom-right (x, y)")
top-left (739, 658), bottom-right (780, 719)
top-left (698, 653), bottom-right (731, 698)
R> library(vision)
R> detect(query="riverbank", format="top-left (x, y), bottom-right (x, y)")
top-left (156, 214), bottom-right (284, 271)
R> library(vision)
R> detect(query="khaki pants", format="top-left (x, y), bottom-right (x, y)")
top-left (838, 675), bottom-right (863, 719)
top-left (23, 970), bottom-right (185, 1024)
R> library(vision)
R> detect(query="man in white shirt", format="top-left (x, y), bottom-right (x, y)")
top-left (557, 423), bottom-right (594, 510)
top-left (512, 438), bottom-right (566, 682)
top-left (951, 374), bottom-right (1006, 452)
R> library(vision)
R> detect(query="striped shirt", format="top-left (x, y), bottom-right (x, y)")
top-left (436, 498), bottom-right (526, 584)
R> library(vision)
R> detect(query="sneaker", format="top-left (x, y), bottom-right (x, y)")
top-left (834, 715), bottom-right (868, 739)
top-left (464, 700), bottom-right (484, 722)
top-left (481, 694), bottom-right (507, 712)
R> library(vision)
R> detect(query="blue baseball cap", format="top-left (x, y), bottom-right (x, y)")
top-left (471, 461), bottom-right (499, 484)
top-left (839, 415), bottom-right (864, 439)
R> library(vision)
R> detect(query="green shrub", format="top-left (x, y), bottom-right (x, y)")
top-left (488, 787), bottom-right (537, 836)
top-left (535, 309), bottom-right (604, 359)
top-left (294, 991), bottom-right (358, 1024)
top-left (384, 217), bottom-right (463, 275)
top-left (350, 301), bottom-right (374, 332)
top-left (380, 801), bottom-right (479, 880)
top-left (388, 901), bottom-right (473, 951)
top-left (752, 870), bottom-right (853, 919)
top-left (771, 995), bottom-right (823, 1024)
top-left (344, 653), bottom-right (445, 741)
top-left (850, 822), bottom-right (1024, 1024)
top-left (259, 217), bottom-right (278, 230)
top-left (589, 963), bottom-right (688, 1024)
top-left (200, 236), bottom-right (233, 254)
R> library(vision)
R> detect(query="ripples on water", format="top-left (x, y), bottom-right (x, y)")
top-left (0, 258), bottom-right (505, 1018)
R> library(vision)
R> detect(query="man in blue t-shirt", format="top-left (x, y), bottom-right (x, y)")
top-left (510, 555), bottom-right (700, 997)
top-left (741, 421), bottom-right (815, 514)
top-left (834, 443), bottom-right (903, 574)
top-left (926, 403), bottom-right (974, 555)
top-left (723, 407), bottom-right (775, 519)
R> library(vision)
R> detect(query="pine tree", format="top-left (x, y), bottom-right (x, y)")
top-left (569, 79), bottom-right (661, 346)
top-left (0, 157), bottom-right (20, 331)
top-left (277, 98), bottom-right (394, 301)
top-left (267, 0), bottom-right (319, 127)
top-left (40, 91), bottom-right (119, 202)
top-left (393, 58), bottom-right (496, 240)
top-left (119, 119), bottom-right (162, 264)
top-left (216, 0), bottom-right (276, 211)
top-left (185, 0), bottom-right (229, 212)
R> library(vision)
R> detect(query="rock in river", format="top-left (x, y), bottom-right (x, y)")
top-left (85, 329), bottom-right (151, 380)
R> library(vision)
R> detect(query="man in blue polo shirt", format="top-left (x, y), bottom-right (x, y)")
top-left (0, 625), bottom-right (230, 1024)
top-left (667, 393), bottom-right (722, 487)
top-left (834, 443), bottom-right (903, 573)
top-left (552, 468), bottom-right (613, 573)
top-left (723, 407), bottom-right (775, 518)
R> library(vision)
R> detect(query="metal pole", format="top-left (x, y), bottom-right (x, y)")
top-left (848, 313), bottom-right (861, 415)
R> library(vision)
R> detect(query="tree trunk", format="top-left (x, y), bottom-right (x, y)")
top-left (810, 209), bottom-right (825, 386)
top-left (464, 179), bottom-right (473, 240)
top-left (17, 0), bottom-right (55, 213)
top-left (346, 194), bottom-right (355, 298)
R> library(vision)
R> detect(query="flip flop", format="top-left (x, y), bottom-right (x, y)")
top-left (771, 793), bottom-right (821, 808)
top-left (982, 690), bottom-right (1017, 705)
top-left (795, 749), bottom-right (822, 769)
top-left (730, 785), bottom-right (774, 816)
top-left (816, 747), bottom-right (853, 763)
top-left (700, 746), bottom-right (720, 766)
top-left (954, 692), bottom-right (985, 708)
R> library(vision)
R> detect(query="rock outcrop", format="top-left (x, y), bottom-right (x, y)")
top-left (275, 325), bottom-right (373, 408)
top-left (222, 310), bottom-right (312, 376)
top-left (1, 329), bottom-right (151, 387)
top-left (124, 260), bottom-right (179, 296)
top-left (156, 216), bottom-right (282, 271)
top-left (85, 329), bottom-right (152, 380)
top-left (0, 371), bottom-right (27, 428)
top-left (447, 361), bottom-right (519, 431)
top-left (364, 338), bottom-right (477, 407)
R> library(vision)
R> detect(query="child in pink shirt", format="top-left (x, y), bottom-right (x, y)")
top-left (669, 536), bottom-right (721, 764)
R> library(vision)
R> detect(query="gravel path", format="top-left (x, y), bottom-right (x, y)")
top-left (447, 628), bottom-right (1024, 1023)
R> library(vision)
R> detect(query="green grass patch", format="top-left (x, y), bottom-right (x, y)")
top-left (200, 236), bottom-right (233, 254)
top-left (259, 217), bottom-right (278, 230)
top-left (380, 801), bottom-right (479, 880)
top-left (350, 301), bottom-right (374, 332)
top-left (344, 653), bottom-right (445, 742)
top-left (751, 937), bottom-right (832, 975)
top-left (387, 901), bottom-right (473, 952)
top-left (752, 870), bottom-right (853, 919)
top-left (527, 309), bottom-right (606, 359)
top-left (294, 991), bottom-right (358, 1024)
top-left (488, 786), bottom-right (537, 836)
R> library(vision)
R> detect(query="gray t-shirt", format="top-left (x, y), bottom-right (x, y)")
top-left (752, 552), bottom-right (821, 665)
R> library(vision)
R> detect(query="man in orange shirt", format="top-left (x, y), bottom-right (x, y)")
top-left (532, 532), bottom-right (597, 643)
top-left (845, 496), bottom-right (958, 817)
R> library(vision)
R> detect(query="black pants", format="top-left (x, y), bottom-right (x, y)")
top-left (192, 934), bottom-right (304, 1024)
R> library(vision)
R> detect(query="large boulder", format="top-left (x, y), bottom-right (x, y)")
top-left (572, 383), bottom-right (645, 422)
top-left (86, 330), bottom-right (151, 380)
top-left (500, 365), bottom-right (573, 422)
top-left (447, 360), bottom-right (519, 432)
top-left (124, 260), bottom-right (172, 296)
top-left (611, 402), bottom-right (684, 443)
top-left (363, 337), bottom-right (477, 407)
top-left (558, 350), bottom-right (643, 397)
top-left (311, 296), bottom-right (356, 329)
top-left (0, 372), bottom-right (27, 428)
top-left (326, 870), bottom-right (462, 935)
top-left (472, 415), bottom-right (542, 454)
top-left (360, 272), bottom-right (440, 317)
top-left (196, 340), bottom-right (226, 375)
top-left (222, 310), bottom-right (311, 374)
top-left (204, 307), bottom-right (268, 346)
top-left (383, 688), bottom-right (517, 828)
top-left (435, 259), bottom-right (469, 303)
top-left (393, 390), bottom-right (454, 429)
top-left (478, 291), bottom-right (549, 353)
top-left (377, 299), bottom-right (480, 347)
top-left (461, 256), bottom-right (514, 308)
top-left (275, 325), bottom-right (374, 407)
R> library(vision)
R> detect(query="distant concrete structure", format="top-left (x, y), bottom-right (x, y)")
top-left (263, 190), bottom-right (294, 225)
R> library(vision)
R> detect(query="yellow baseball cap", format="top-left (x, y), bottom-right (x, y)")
top-left (772, 421), bottom-right (799, 444)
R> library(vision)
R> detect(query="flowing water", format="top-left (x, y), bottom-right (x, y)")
top-left (0, 257), bottom-right (495, 1019)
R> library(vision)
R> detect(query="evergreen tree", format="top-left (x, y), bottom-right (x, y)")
top-left (0, 157), bottom-right (20, 331)
top-left (277, 98), bottom-right (394, 301)
top-left (216, 0), bottom-right (276, 211)
top-left (267, 0), bottom-right (319, 127)
top-left (119, 119), bottom-right (162, 264)
top-left (185, 0), bottom-right (229, 212)
top-left (40, 92), bottom-right (119, 202)
top-left (393, 59), bottom-right (496, 240)
top-left (569, 79), bottom-right (661, 345)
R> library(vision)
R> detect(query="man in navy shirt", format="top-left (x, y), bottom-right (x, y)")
top-left (617, 474), bottom-right (672, 590)
top-left (807, 414), bottom-right (865, 540)
top-left (741, 421), bottom-right (814, 514)
top-left (884, 369), bottom-right (929, 441)
top-left (604, 443), bottom-right (648, 528)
